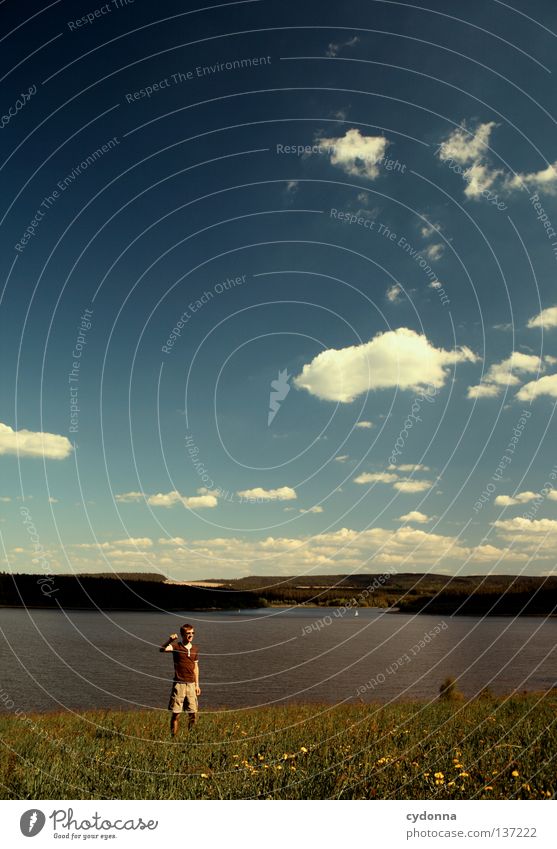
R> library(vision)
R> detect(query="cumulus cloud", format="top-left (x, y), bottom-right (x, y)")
top-left (353, 472), bottom-right (399, 484)
top-left (115, 489), bottom-right (218, 508)
top-left (114, 537), bottom-right (153, 547)
top-left (354, 469), bottom-right (434, 493)
top-left (527, 305), bottom-right (557, 329)
top-left (299, 505), bottom-right (324, 514)
top-left (326, 35), bottom-right (359, 58)
top-left (516, 373), bottom-right (557, 401)
top-left (420, 221), bottom-right (442, 239)
top-left (236, 486), bottom-right (297, 501)
top-left (388, 463), bottom-right (430, 472)
top-left (316, 128), bottom-right (388, 180)
top-left (492, 517), bottom-right (557, 546)
top-left (386, 284), bottom-right (402, 303)
top-left (0, 423), bottom-right (73, 460)
top-left (355, 420), bottom-right (374, 429)
top-left (147, 490), bottom-right (218, 509)
top-left (494, 492), bottom-right (538, 506)
top-left (467, 352), bottom-right (548, 399)
top-left (438, 121), bottom-right (497, 166)
top-left (398, 510), bottom-right (430, 523)
top-left (294, 327), bottom-right (477, 403)
top-left (115, 491), bottom-right (144, 503)
top-left (424, 243), bottom-right (444, 261)
top-left (506, 162), bottom-right (557, 194)
top-left (438, 119), bottom-right (557, 200)
top-left (393, 479), bottom-right (433, 493)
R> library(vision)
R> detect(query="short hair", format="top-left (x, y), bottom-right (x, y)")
top-left (180, 623), bottom-right (195, 633)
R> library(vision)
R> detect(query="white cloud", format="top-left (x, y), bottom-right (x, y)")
top-left (326, 35), bottom-right (359, 58)
top-left (116, 489), bottom-right (218, 508)
top-left (355, 420), bottom-right (374, 429)
top-left (420, 221), bottom-right (442, 239)
top-left (316, 128), bottom-right (388, 180)
top-left (294, 327), bottom-right (477, 402)
top-left (285, 180), bottom-right (299, 194)
top-left (115, 491), bottom-right (144, 503)
top-left (506, 162), bottom-right (557, 195)
top-left (492, 517), bottom-right (557, 546)
top-left (438, 120), bottom-right (557, 200)
top-left (424, 243), bottom-right (444, 261)
top-left (114, 537), bottom-right (153, 548)
top-left (386, 284), bottom-right (402, 303)
top-left (0, 423), bottom-right (72, 460)
top-left (494, 492), bottom-right (538, 506)
top-left (236, 486), bottom-right (297, 501)
top-left (388, 463), bottom-right (430, 472)
top-left (466, 383), bottom-right (502, 399)
top-left (462, 162), bottom-right (501, 199)
top-left (147, 490), bottom-right (218, 509)
top-left (354, 472), bottom-right (399, 484)
top-left (467, 351), bottom-right (547, 399)
top-left (516, 373), bottom-right (557, 401)
top-left (299, 505), bottom-right (324, 514)
top-left (335, 455), bottom-right (350, 462)
top-left (0, 496), bottom-right (12, 502)
top-left (393, 479), bottom-right (433, 493)
top-left (354, 469), bottom-right (433, 493)
top-left (398, 510), bottom-right (430, 523)
top-left (438, 121), bottom-right (497, 166)
top-left (527, 305), bottom-right (557, 329)
top-left (48, 496), bottom-right (59, 504)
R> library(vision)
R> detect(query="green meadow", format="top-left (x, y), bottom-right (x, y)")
top-left (1, 692), bottom-right (556, 800)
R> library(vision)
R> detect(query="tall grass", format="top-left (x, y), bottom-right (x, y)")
top-left (1, 693), bottom-right (555, 799)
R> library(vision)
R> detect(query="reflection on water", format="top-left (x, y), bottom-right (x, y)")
top-left (1, 607), bottom-right (556, 713)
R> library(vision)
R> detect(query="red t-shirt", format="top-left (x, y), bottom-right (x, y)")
top-left (171, 642), bottom-right (199, 683)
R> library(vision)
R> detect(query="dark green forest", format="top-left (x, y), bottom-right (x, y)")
top-left (2, 571), bottom-right (556, 615)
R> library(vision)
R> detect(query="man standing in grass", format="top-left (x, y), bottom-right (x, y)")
top-left (160, 624), bottom-right (201, 737)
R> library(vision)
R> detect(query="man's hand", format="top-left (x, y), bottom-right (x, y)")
top-left (195, 686), bottom-right (201, 696)
top-left (169, 633), bottom-right (178, 641)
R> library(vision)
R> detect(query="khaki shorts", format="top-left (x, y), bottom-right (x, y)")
top-left (167, 682), bottom-right (198, 713)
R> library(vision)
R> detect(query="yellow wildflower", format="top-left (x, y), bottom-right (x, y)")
top-left (511, 770), bottom-right (519, 777)
top-left (200, 773), bottom-right (209, 779)
top-left (300, 746), bottom-right (308, 753)
top-left (458, 772), bottom-right (469, 778)
top-left (434, 772), bottom-right (444, 779)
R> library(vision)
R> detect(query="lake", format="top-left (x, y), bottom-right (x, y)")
top-left (1, 607), bottom-right (556, 714)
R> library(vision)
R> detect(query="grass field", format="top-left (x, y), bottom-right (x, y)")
top-left (1, 693), bottom-right (556, 799)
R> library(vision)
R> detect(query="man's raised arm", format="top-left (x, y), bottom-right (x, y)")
top-left (160, 633), bottom-right (178, 652)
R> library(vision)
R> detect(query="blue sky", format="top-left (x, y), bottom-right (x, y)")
top-left (2, 0), bottom-right (557, 578)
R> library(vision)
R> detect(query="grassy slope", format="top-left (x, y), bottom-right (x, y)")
top-left (1, 694), bottom-right (556, 800)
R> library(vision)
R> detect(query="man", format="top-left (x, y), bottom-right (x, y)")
top-left (160, 624), bottom-right (201, 736)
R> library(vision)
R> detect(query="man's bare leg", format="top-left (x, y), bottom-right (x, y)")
top-left (170, 712), bottom-right (180, 737)
top-left (188, 712), bottom-right (197, 730)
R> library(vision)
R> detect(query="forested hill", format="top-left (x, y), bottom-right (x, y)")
top-left (197, 572), bottom-right (557, 615)
top-left (0, 572), bottom-right (261, 610)
top-left (2, 572), bottom-right (556, 615)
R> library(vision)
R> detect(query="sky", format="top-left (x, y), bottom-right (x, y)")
top-left (1, 0), bottom-right (557, 580)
